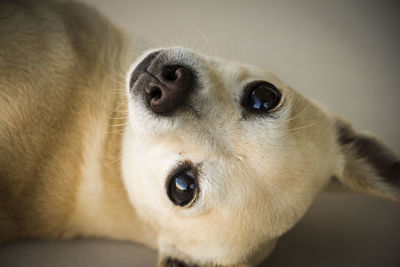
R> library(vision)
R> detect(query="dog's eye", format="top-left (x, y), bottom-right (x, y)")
top-left (167, 172), bottom-right (197, 206)
top-left (242, 81), bottom-right (281, 113)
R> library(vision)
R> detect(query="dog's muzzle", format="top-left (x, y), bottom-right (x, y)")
top-left (129, 50), bottom-right (195, 115)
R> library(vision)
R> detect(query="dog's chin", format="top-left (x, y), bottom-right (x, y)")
top-left (156, 237), bottom-right (278, 267)
top-left (158, 248), bottom-right (274, 267)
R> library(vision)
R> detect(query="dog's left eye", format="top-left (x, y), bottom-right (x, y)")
top-left (242, 81), bottom-right (281, 113)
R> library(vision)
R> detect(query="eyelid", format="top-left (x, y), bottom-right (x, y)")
top-left (166, 160), bottom-right (196, 181)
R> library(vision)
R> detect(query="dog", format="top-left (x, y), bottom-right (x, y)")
top-left (0, 0), bottom-right (399, 266)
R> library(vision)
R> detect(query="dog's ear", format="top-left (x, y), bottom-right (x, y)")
top-left (330, 118), bottom-right (400, 202)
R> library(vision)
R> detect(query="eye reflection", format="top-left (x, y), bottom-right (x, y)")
top-left (250, 84), bottom-right (280, 111)
top-left (175, 175), bottom-right (195, 191)
top-left (251, 90), bottom-right (263, 110)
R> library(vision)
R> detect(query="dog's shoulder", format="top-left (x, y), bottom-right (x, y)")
top-left (0, 0), bottom-right (125, 76)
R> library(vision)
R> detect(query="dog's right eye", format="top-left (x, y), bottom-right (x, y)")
top-left (167, 171), bottom-right (197, 206)
top-left (241, 81), bottom-right (281, 113)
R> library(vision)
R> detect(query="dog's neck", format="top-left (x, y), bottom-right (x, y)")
top-left (67, 82), bottom-right (157, 248)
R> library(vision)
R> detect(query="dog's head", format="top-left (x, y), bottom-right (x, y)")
top-left (122, 47), bottom-right (399, 266)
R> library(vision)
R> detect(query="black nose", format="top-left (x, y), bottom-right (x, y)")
top-left (129, 50), bottom-right (195, 115)
top-left (145, 64), bottom-right (194, 114)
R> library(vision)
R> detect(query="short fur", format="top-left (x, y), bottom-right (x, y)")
top-left (0, 1), bottom-right (399, 266)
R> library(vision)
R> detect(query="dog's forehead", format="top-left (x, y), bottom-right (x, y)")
top-left (160, 47), bottom-right (279, 90)
top-left (202, 54), bottom-right (279, 87)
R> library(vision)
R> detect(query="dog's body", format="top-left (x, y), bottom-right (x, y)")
top-left (0, 0), bottom-right (153, 245)
top-left (1, 1), bottom-right (399, 266)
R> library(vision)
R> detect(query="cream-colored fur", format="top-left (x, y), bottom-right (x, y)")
top-left (0, 1), bottom-right (398, 267)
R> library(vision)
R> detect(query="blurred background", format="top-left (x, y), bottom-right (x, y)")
top-left (86, 0), bottom-right (400, 152)
top-left (1, 0), bottom-right (399, 266)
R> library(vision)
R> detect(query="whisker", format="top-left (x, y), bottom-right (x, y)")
top-left (271, 105), bottom-right (313, 124)
top-left (108, 116), bottom-right (128, 120)
top-left (187, 23), bottom-right (218, 57)
top-left (109, 121), bottom-right (130, 127)
top-left (286, 121), bottom-right (321, 132)
top-left (103, 155), bottom-right (123, 167)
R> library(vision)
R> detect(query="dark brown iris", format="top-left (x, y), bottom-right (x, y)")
top-left (249, 82), bottom-right (281, 112)
top-left (242, 81), bottom-right (281, 113)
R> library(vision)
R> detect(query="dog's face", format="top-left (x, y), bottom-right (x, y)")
top-left (122, 47), bottom-right (399, 266)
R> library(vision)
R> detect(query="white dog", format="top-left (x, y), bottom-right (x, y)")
top-left (0, 1), bottom-right (398, 266)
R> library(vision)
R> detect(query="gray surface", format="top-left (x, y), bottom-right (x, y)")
top-left (1, 0), bottom-right (399, 266)
top-left (1, 193), bottom-right (399, 267)
top-left (0, 239), bottom-right (157, 267)
top-left (263, 193), bottom-right (400, 267)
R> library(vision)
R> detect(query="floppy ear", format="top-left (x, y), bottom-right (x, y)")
top-left (330, 118), bottom-right (400, 202)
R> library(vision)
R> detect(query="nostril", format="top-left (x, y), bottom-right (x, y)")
top-left (146, 85), bottom-right (162, 101)
top-left (143, 63), bottom-right (194, 114)
top-left (161, 65), bottom-right (180, 81)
